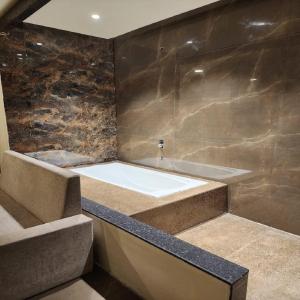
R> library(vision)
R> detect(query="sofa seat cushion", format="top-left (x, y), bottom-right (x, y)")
top-left (0, 206), bottom-right (23, 235)
top-left (0, 189), bottom-right (42, 231)
top-left (29, 279), bottom-right (105, 300)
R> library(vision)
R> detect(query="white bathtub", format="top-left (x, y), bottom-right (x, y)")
top-left (134, 157), bottom-right (252, 182)
top-left (71, 162), bottom-right (207, 198)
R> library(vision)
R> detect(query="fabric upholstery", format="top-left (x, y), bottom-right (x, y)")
top-left (0, 206), bottom-right (22, 235)
top-left (0, 214), bottom-right (93, 300)
top-left (0, 150), bottom-right (81, 223)
top-left (29, 279), bottom-right (105, 300)
top-left (0, 189), bottom-right (42, 229)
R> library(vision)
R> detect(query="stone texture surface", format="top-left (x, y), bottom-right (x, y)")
top-left (115, 0), bottom-right (300, 234)
top-left (133, 186), bottom-right (227, 234)
top-left (177, 214), bottom-right (300, 300)
top-left (26, 150), bottom-right (95, 167)
top-left (0, 23), bottom-right (117, 162)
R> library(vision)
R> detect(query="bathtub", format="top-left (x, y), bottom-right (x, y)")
top-left (134, 157), bottom-right (252, 182)
top-left (71, 162), bottom-right (207, 198)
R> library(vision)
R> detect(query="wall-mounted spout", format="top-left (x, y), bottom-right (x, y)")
top-left (158, 139), bottom-right (164, 160)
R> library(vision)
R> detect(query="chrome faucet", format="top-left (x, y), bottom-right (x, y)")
top-left (158, 139), bottom-right (164, 160)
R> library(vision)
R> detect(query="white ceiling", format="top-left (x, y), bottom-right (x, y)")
top-left (25, 0), bottom-right (218, 39)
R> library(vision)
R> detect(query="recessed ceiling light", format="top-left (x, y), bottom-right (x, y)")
top-left (186, 40), bottom-right (193, 44)
top-left (36, 42), bottom-right (43, 46)
top-left (91, 14), bottom-right (100, 20)
top-left (194, 69), bottom-right (204, 73)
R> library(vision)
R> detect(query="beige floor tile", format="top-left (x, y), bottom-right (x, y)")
top-left (176, 214), bottom-right (300, 300)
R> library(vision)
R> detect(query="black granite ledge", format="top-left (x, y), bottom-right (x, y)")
top-left (82, 197), bottom-right (248, 286)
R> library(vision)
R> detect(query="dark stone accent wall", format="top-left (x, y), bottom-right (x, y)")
top-left (0, 23), bottom-right (117, 162)
top-left (115, 0), bottom-right (300, 234)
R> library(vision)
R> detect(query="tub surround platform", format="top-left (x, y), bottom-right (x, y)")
top-left (77, 162), bottom-right (227, 234)
top-left (82, 197), bottom-right (248, 299)
top-left (177, 214), bottom-right (300, 300)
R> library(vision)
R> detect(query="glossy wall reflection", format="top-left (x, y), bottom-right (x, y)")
top-left (115, 0), bottom-right (300, 234)
top-left (0, 23), bottom-right (117, 162)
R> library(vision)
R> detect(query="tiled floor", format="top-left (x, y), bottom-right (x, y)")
top-left (176, 213), bottom-right (300, 300)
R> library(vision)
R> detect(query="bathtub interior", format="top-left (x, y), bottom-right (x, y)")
top-left (71, 162), bottom-right (208, 198)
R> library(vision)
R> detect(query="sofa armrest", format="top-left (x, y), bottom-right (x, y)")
top-left (0, 214), bottom-right (93, 300)
top-left (0, 150), bottom-right (81, 223)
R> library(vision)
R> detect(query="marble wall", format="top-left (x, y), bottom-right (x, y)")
top-left (0, 23), bottom-right (117, 162)
top-left (115, 0), bottom-right (300, 234)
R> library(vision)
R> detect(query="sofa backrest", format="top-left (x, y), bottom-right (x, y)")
top-left (0, 150), bottom-right (81, 223)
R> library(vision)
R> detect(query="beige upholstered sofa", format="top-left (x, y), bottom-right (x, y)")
top-left (0, 150), bottom-right (94, 299)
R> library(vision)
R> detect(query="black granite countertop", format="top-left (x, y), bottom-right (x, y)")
top-left (82, 197), bottom-right (248, 286)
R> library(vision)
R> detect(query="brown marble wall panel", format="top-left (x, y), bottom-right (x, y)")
top-left (115, 0), bottom-right (300, 234)
top-left (205, 0), bottom-right (291, 51)
top-left (0, 23), bottom-right (117, 162)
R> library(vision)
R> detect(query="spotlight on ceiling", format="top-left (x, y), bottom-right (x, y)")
top-left (91, 14), bottom-right (100, 20)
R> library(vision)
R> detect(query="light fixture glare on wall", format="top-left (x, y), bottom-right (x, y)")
top-left (91, 14), bottom-right (100, 20)
top-left (194, 69), bottom-right (204, 73)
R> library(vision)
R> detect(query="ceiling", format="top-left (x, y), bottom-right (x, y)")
top-left (25, 0), bottom-right (218, 39)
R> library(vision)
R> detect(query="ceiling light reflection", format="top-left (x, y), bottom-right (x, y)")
top-left (194, 69), bottom-right (204, 73)
top-left (91, 14), bottom-right (100, 20)
top-left (248, 21), bottom-right (274, 27)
